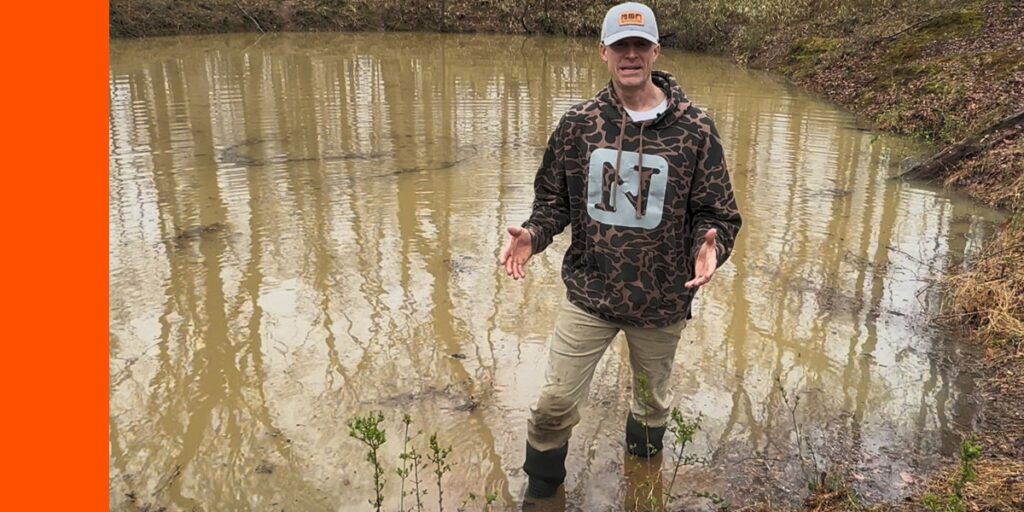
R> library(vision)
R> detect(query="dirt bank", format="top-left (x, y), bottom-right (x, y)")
top-left (737, 2), bottom-right (1022, 509)
top-left (739, 2), bottom-right (1022, 505)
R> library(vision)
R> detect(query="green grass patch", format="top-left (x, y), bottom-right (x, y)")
top-left (782, 36), bottom-right (844, 77)
top-left (885, 7), bottom-right (985, 63)
top-left (788, 36), bottom-right (844, 62)
top-left (877, 61), bottom-right (943, 86)
top-left (875, 108), bottom-right (910, 134)
top-left (974, 48), bottom-right (1024, 76)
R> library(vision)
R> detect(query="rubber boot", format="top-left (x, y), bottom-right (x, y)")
top-left (625, 413), bottom-right (665, 458)
top-left (523, 441), bottom-right (568, 499)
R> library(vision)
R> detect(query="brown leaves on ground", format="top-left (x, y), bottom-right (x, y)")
top-left (755, 0), bottom-right (1024, 148)
top-left (945, 134), bottom-right (1024, 210)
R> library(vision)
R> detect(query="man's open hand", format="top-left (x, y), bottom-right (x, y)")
top-left (499, 226), bottom-right (534, 280)
top-left (685, 228), bottom-right (718, 289)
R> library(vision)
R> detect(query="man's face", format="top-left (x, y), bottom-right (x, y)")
top-left (600, 37), bottom-right (661, 90)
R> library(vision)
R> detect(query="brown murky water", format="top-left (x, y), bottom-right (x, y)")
top-left (109, 33), bottom-right (1006, 511)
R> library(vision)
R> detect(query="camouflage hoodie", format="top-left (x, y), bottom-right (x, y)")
top-left (522, 70), bottom-right (742, 328)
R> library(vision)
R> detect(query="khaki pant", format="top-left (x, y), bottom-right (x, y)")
top-left (527, 298), bottom-right (687, 452)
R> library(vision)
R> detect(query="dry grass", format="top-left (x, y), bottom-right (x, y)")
top-left (955, 458), bottom-right (1024, 511)
top-left (941, 213), bottom-right (1024, 346)
top-left (804, 485), bottom-right (862, 512)
top-left (911, 458), bottom-right (1024, 512)
top-left (793, 458), bottom-right (1024, 511)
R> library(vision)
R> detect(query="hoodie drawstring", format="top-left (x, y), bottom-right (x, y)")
top-left (610, 111), bottom-right (643, 219)
top-left (610, 100), bottom-right (659, 219)
top-left (610, 112), bottom-right (628, 211)
top-left (612, 109), bottom-right (647, 219)
top-left (637, 122), bottom-right (645, 219)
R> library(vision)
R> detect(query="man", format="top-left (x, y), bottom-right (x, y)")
top-left (499, 1), bottom-right (742, 500)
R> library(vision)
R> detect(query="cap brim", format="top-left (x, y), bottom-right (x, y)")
top-left (602, 30), bottom-right (658, 46)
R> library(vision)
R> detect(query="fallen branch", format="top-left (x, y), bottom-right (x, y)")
top-left (236, 3), bottom-right (265, 33)
top-left (875, 12), bottom-right (944, 44)
top-left (519, 0), bottom-right (532, 34)
top-left (898, 109), bottom-right (1024, 181)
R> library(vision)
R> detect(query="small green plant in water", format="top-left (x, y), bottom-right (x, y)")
top-left (664, 409), bottom-right (710, 504)
top-left (956, 437), bottom-right (983, 497)
top-left (398, 414), bottom-right (428, 512)
top-left (776, 379), bottom-right (862, 509)
top-left (631, 372), bottom-right (721, 511)
top-left (457, 490), bottom-right (501, 511)
top-left (777, 378), bottom-right (822, 489)
top-left (485, 491), bottom-right (499, 507)
top-left (348, 411), bottom-right (387, 512)
top-left (428, 433), bottom-right (453, 512)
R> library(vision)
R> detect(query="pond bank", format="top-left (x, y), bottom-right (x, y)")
top-left (110, 1), bottom-right (1022, 509)
top-left (738, 2), bottom-right (1022, 509)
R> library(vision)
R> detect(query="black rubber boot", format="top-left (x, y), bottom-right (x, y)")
top-left (625, 413), bottom-right (666, 458)
top-left (523, 441), bottom-right (567, 498)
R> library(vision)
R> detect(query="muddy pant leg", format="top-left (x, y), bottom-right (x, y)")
top-left (623, 319), bottom-right (687, 428)
top-left (527, 299), bottom-right (619, 452)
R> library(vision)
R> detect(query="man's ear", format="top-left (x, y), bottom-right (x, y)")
top-left (599, 43), bottom-right (608, 62)
top-left (652, 43), bottom-right (661, 61)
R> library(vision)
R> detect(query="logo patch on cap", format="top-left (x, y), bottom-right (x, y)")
top-left (618, 12), bottom-right (645, 26)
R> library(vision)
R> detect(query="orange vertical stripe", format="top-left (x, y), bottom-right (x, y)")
top-left (0, 3), bottom-right (108, 508)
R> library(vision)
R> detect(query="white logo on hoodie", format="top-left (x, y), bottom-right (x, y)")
top-left (587, 147), bottom-right (668, 229)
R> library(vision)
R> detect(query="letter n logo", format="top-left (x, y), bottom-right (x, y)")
top-left (587, 148), bottom-right (668, 229)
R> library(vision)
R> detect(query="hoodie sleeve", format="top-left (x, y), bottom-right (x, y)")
top-left (522, 115), bottom-right (571, 255)
top-left (689, 116), bottom-right (742, 267)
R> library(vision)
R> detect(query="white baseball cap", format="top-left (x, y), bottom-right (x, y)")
top-left (601, 2), bottom-right (659, 46)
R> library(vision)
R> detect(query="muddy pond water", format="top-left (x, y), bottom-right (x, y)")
top-left (109, 33), bottom-right (1006, 511)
